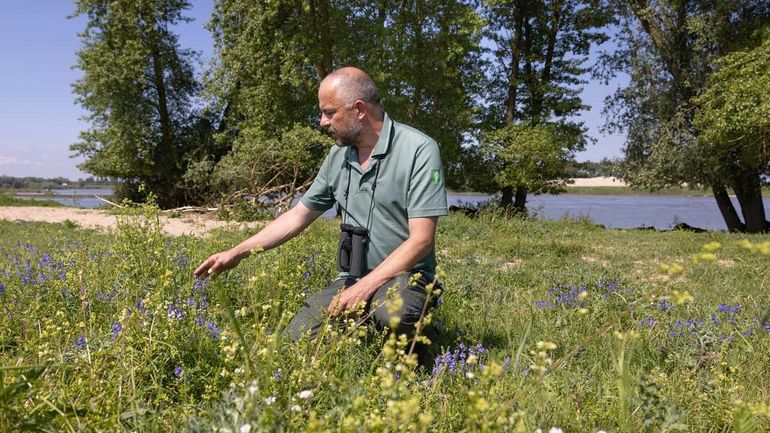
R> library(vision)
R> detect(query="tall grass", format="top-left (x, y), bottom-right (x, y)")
top-left (0, 204), bottom-right (769, 432)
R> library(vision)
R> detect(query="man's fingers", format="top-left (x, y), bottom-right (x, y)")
top-left (193, 261), bottom-right (209, 277)
top-left (193, 257), bottom-right (215, 277)
top-left (328, 295), bottom-right (343, 316)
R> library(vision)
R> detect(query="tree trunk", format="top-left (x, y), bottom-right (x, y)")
top-left (149, 30), bottom-right (179, 207)
top-left (310, 0), bottom-right (333, 79)
top-left (501, 186), bottom-right (514, 208)
top-left (513, 186), bottom-right (527, 213)
top-left (712, 183), bottom-right (745, 233)
top-left (504, 0), bottom-right (524, 124)
top-left (731, 170), bottom-right (767, 233)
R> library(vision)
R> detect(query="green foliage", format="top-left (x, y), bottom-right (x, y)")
top-left (568, 157), bottom-right (625, 178)
top-left (0, 365), bottom-right (60, 432)
top-left (211, 125), bottom-right (331, 210)
top-left (694, 29), bottom-right (770, 172)
top-left (71, 0), bottom-right (200, 208)
top-left (481, 123), bottom-right (581, 194)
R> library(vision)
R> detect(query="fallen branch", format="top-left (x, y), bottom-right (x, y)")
top-left (161, 206), bottom-right (219, 214)
top-left (94, 195), bottom-right (123, 208)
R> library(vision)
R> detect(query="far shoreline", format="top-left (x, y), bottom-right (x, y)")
top-left (450, 177), bottom-right (764, 197)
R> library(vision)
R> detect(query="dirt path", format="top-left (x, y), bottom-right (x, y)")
top-left (0, 206), bottom-right (264, 236)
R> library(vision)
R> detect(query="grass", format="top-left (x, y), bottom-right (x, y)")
top-left (451, 186), bottom-right (770, 197)
top-left (1, 205), bottom-right (769, 432)
top-left (0, 192), bottom-right (62, 207)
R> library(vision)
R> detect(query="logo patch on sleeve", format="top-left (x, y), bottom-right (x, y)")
top-left (431, 169), bottom-right (441, 185)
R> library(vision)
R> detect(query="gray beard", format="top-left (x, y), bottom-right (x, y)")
top-left (333, 123), bottom-right (363, 148)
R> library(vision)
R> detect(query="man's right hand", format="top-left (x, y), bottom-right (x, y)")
top-left (193, 248), bottom-right (245, 279)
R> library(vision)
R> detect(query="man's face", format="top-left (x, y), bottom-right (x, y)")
top-left (318, 83), bottom-right (362, 147)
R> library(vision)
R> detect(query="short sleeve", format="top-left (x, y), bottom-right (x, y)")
top-left (407, 140), bottom-right (448, 217)
top-left (300, 151), bottom-right (336, 211)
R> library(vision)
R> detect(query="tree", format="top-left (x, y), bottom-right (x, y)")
top-left (479, 0), bottom-right (609, 211)
top-left (71, 0), bottom-right (200, 208)
top-left (694, 29), bottom-right (770, 222)
top-left (481, 123), bottom-right (581, 194)
top-left (602, 0), bottom-right (770, 232)
top-left (200, 0), bottom-right (484, 207)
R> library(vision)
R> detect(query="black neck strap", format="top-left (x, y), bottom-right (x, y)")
top-left (343, 157), bottom-right (381, 233)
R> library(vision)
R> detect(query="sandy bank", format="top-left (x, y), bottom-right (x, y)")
top-left (567, 176), bottom-right (627, 187)
top-left (0, 206), bottom-right (263, 237)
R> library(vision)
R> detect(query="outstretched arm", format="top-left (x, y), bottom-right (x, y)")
top-left (193, 202), bottom-right (323, 279)
top-left (328, 216), bottom-right (438, 316)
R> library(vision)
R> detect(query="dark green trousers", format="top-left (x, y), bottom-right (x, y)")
top-left (286, 272), bottom-right (438, 342)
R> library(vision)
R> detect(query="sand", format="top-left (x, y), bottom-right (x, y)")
top-left (0, 206), bottom-right (264, 237)
top-left (567, 176), bottom-right (627, 187)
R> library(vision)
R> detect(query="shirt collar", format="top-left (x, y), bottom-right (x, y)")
top-left (372, 112), bottom-right (393, 158)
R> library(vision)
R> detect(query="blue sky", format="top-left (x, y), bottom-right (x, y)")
top-left (0, 0), bottom-right (626, 180)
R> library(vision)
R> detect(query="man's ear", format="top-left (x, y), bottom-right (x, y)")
top-left (353, 100), bottom-right (367, 119)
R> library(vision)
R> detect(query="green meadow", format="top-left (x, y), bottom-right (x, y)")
top-left (1, 205), bottom-right (769, 432)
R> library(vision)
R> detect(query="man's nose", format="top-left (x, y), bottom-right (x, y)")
top-left (319, 116), bottom-right (330, 127)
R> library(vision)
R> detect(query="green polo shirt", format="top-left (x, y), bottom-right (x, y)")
top-left (300, 113), bottom-right (448, 279)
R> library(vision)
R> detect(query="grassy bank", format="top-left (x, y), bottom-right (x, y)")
top-left (451, 186), bottom-right (770, 197)
top-left (1, 208), bottom-right (769, 432)
top-left (0, 191), bottom-right (62, 207)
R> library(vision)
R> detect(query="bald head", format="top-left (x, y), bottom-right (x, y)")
top-left (320, 67), bottom-right (383, 117)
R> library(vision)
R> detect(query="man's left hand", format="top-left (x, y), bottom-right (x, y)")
top-left (328, 284), bottom-right (376, 317)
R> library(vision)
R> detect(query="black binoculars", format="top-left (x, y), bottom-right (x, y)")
top-left (337, 223), bottom-right (368, 277)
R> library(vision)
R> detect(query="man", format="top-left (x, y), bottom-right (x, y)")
top-left (194, 67), bottom-right (447, 346)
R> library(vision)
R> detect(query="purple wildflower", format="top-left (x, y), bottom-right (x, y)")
top-left (111, 322), bottom-right (123, 340)
top-left (174, 366), bottom-right (184, 379)
top-left (274, 369), bottom-right (281, 380)
top-left (432, 342), bottom-right (489, 376)
top-left (207, 321), bottom-right (221, 339)
top-left (76, 335), bottom-right (86, 350)
top-left (640, 316), bottom-right (656, 327)
top-left (167, 305), bottom-right (185, 321)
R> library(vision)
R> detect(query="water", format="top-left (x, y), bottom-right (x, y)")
top-left (14, 188), bottom-right (115, 209)
top-left (448, 193), bottom-right (760, 231)
top-left (13, 188), bottom-right (762, 231)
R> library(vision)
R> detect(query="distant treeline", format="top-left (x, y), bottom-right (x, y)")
top-left (567, 159), bottom-right (624, 179)
top-left (0, 176), bottom-right (114, 190)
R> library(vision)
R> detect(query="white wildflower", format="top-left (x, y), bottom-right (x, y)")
top-left (548, 428), bottom-right (564, 433)
top-left (264, 396), bottom-right (276, 405)
top-left (298, 389), bottom-right (313, 399)
top-left (291, 405), bottom-right (302, 412)
top-left (239, 423), bottom-right (252, 433)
